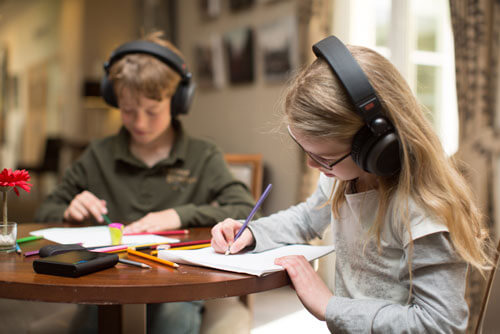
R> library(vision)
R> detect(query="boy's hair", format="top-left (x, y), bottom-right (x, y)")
top-left (284, 44), bottom-right (492, 274)
top-left (108, 31), bottom-right (183, 102)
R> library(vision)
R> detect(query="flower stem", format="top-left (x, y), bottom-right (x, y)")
top-left (2, 190), bottom-right (7, 233)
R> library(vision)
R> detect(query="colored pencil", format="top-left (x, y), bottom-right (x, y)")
top-left (170, 243), bottom-right (211, 251)
top-left (226, 183), bottom-right (272, 255)
top-left (91, 245), bottom-right (129, 253)
top-left (23, 250), bottom-right (40, 257)
top-left (135, 239), bottom-right (207, 251)
top-left (102, 214), bottom-right (113, 225)
top-left (118, 258), bottom-right (151, 269)
top-left (127, 248), bottom-right (179, 268)
top-left (15, 243), bottom-right (22, 255)
top-left (151, 243), bottom-right (211, 255)
top-left (154, 239), bottom-right (211, 250)
top-left (16, 235), bottom-right (43, 244)
top-left (123, 229), bottom-right (189, 236)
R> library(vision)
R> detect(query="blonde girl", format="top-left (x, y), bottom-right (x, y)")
top-left (211, 36), bottom-right (491, 333)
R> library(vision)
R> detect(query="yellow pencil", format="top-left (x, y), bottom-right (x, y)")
top-left (170, 243), bottom-right (211, 251)
top-left (151, 243), bottom-right (211, 256)
top-left (127, 248), bottom-right (179, 268)
top-left (151, 244), bottom-right (211, 255)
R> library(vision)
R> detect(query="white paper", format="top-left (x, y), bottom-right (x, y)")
top-left (30, 226), bottom-right (180, 247)
top-left (158, 244), bottom-right (335, 276)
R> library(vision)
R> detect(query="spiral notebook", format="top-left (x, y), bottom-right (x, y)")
top-left (158, 244), bottom-right (335, 276)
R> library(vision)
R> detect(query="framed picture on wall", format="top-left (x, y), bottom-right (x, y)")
top-left (258, 16), bottom-right (298, 82)
top-left (200, 0), bottom-right (221, 19)
top-left (224, 27), bottom-right (254, 84)
top-left (194, 35), bottom-right (225, 89)
top-left (229, 0), bottom-right (255, 12)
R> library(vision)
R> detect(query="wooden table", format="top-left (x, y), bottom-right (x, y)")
top-left (0, 223), bottom-right (290, 333)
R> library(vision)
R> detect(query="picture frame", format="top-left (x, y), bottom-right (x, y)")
top-left (224, 27), bottom-right (254, 84)
top-left (258, 16), bottom-right (298, 82)
top-left (194, 35), bottom-right (225, 89)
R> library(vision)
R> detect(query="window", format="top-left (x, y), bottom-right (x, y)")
top-left (333, 0), bottom-right (458, 155)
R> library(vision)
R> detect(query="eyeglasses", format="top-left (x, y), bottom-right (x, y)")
top-left (287, 125), bottom-right (351, 170)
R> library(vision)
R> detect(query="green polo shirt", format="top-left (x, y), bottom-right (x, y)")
top-left (34, 121), bottom-right (256, 227)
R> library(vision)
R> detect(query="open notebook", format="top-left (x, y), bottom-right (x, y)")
top-left (158, 244), bottom-right (335, 276)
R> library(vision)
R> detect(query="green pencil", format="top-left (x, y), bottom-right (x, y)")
top-left (102, 214), bottom-right (113, 225)
top-left (16, 235), bottom-right (43, 244)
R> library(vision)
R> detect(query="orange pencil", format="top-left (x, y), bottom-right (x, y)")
top-left (127, 248), bottom-right (179, 268)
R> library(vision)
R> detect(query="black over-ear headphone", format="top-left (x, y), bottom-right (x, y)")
top-left (101, 40), bottom-right (196, 117)
top-left (312, 36), bottom-right (401, 176)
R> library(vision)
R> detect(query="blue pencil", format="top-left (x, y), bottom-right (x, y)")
top-left (15, 243), bottom-right (21, 255)
top-left (225, 183), bottom-right (272, 255)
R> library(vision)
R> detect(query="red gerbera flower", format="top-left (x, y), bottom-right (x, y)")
top-left (0, 168), bottom-right (32, 196)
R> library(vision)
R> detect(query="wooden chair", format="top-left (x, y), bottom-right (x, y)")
top-left (200, 153), bottom-right (264, 334)
top-left (224, 153), bottom-right (263, 201)
top-left (475, 239), bottom-right (500, 333)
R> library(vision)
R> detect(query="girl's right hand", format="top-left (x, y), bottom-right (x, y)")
top-left (63, 190), bottom-right (107, 223)
top-left (211, 218), bottom-right (254, 254)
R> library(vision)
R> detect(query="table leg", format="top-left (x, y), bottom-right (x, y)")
top-left (97, 304), bottom-right (146, 334)
top-left (122, 304), bottom-right (146, 334)
top-left (98, 305), bottom-right (122, 333)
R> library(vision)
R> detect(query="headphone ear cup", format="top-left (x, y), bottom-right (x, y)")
top-left (351, 126), bottom-right (401, 176)
top-left (351, 125), bottom-right (372, 171)
top-left (171, 81), bottom-right (196, 117)
top-left (100, 75), bottom-right (119, 108)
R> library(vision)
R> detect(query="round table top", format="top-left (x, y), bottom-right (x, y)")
top-left (0, 223), bottom-right (289, 305)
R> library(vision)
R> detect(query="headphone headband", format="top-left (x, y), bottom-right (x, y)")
top-left (313, 36), bottom-right (382, 126)
top-left (101, 40), bottom-right (196, 116)
top-left (103, 40), bottom-right (191, 81)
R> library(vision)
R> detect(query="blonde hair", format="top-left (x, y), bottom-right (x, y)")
top-left (109, 31), bottom-right (182, 101)
top-left (284, 45), bottom-right (492, 274)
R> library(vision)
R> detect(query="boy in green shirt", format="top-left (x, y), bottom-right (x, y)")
top-left (35, 32), bottom-right (255, 334)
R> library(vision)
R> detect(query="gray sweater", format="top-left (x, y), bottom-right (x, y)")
top-left (248, 174), bottom-right (468, 333)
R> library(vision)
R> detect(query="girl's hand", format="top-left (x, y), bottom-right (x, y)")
top-left (63, 190), bottom-right (107, 223)
top-left (275, 255), bottom-right (333, 321)
top-left (211, 218), bottom-right (254, 254)
top-left (123, 209), bottom-right (181, 233)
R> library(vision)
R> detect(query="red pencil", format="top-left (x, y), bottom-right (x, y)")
top-left (123, 229), bottom-right (189, 236)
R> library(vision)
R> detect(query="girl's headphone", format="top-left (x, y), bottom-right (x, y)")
top-left (100, 40), bottom-right (196, 117)
top-left (312, 36), bottom-right (401, 176)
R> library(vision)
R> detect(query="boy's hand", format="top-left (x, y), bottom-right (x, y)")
top-left (63, 190), bottom-right (107, 223)
top-left (123, 209), bottom-right (181, 233)
top-left (274, 255), bottom-right (333, 321)
top-left (211, 218), bottom-right (254, 254)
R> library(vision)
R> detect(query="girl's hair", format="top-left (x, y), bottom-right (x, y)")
top-left (284, 44), bottom-right (492, 274)
top-left (108, 31), bottom-right (182, 102)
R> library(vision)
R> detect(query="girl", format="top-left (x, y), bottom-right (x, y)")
top-left (211, 36), bottom-right (492, 333)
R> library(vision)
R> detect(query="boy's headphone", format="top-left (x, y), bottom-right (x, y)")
top-left (101, 40), bottom-right (195, 117)
top-left (312, 36), bottom-right (401, 176)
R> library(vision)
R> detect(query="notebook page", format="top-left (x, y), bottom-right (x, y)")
top-left (158, 244), bottom-right (335, 276)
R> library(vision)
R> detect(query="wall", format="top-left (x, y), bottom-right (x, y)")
top-left (177, 0), bottom-right (303, 214)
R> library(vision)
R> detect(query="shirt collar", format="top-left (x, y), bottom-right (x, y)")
top-left (114, 119), bottom-right (189, 168)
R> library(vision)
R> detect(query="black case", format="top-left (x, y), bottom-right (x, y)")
top-left (33, 250), bottom-right (118, 277)
top-left (39, 244), bottom-right (86, 257)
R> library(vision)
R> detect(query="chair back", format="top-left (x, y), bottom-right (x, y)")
top-left (476, 240), bottom-right (500, 333)
top-left (224, 154), bottom-right (263, 201)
